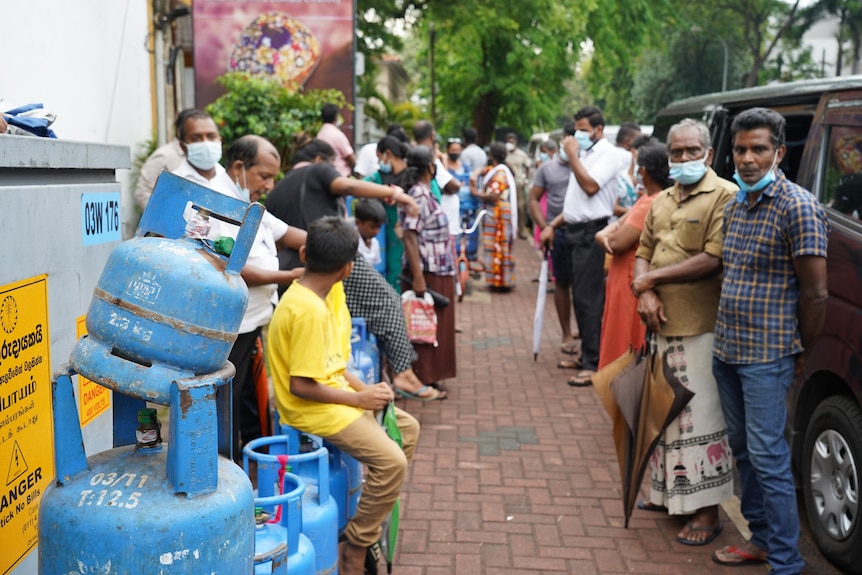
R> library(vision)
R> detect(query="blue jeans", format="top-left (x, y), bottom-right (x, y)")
top-left (712, 356), bottom-right (804, 575)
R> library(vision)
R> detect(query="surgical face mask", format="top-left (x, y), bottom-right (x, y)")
top-left (186, 141), bottom-right (222, 171)
top-left (539, 152), bottom-right (550, 163)
top-left (234, 165), bottom-right (250, 202)
top-left (574, 130), bottom-right (595, 151)
top-left (448, 152), bottom-right (460, 162)
top-left (733, 152), bottom-right (779, 193)
top-left (669, 157), bottom-right (708, 185)
top-left (379, 161), bottom-right (393, 174)
top-left (506, 142), bottom-right (516, 152)
top-left (558, 147), bottom-right (569, 163)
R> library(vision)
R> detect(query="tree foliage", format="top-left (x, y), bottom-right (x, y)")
top-left (206, 72), bottom-right (347, 171)
top-left (415, 0), bottom-right (593, 144)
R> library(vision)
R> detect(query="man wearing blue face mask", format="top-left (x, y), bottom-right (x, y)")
top-left (631, 118), bottom-right (737, 546)
top-left (711, 108), bottom-right (829, 573)
top-left (540, 107), bottom-right (630, 386)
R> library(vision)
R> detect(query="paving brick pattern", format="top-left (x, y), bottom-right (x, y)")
top-left (391, 238), bottom-right (811, 575)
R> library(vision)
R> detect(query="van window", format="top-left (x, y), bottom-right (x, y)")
top-left (820, 125), bottom-right (862, 220)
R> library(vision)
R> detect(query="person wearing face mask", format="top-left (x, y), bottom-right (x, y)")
top-left (540, 107), bottom-right (631, 386)
top-left (443, 137), bottom-right (478, 263)
top-left (364, 135), bottom-right (411, 290)
top-left (172, 110), bottom-right (231, 190)
top-left (399, 145), bottom-right (457, 387)
top-left (630, 118), bottom-right (737, 546)
top-left (529, 136), bottom-right (582, 358)
top-left (711, 108), bottom-right (829, 573)
top-left (505, 133), bottom-right (532, 240)
top-left (594, 142), bottom-right (670, 370)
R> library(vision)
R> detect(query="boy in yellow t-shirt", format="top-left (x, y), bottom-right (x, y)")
top-left (267, 216), bottom-right (420, 575)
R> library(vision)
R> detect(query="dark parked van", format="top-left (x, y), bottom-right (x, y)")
top-left (655, 76), bottom-right (862, 574)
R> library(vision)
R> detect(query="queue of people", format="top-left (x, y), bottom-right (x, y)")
top-left (538, 106), bottom-right (827, 575)
top-left (142, 101), bottom-right (826, 575)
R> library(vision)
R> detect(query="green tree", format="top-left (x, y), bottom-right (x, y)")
top-left (415, 0), bottom-right (592, 144)
top-left (205, 73), bottom-right (347, 171)
top-left (801, 0), bottom-right (862, 75)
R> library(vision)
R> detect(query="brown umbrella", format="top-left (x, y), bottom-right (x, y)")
top-left (593, 347), bottom-right (695, 527)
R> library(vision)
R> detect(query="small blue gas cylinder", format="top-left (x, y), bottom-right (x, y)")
top-left (324, 440), bottom-right (363, 527)
top-left (72, 172), bottom-right (264, 403)
top-left (253, 472), bottom-right (316, 575)
top-left (350, 318), bottom-right (378, 384)
top-left (245, 435), bottom-right (339, 575)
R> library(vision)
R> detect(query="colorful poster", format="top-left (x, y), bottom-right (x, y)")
top-left (75, 316), bottom-right (111, 427)
top-left (193, 0), bottom-right (355, 140)
top-left (0, 275), bottom-right (53, 575)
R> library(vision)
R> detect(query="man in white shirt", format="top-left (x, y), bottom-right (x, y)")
top-left (171, 111), bottom-right (305, 461)
top-left (413, 120), bottom-right (461, 236)
top-left (540, 106), bottom-right (630, 386)
top-left (460, 127), bottom-right (488, 173)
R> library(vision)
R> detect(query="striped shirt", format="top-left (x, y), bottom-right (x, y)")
top-left (401, 182), bottom-right (455, 276)
top-left (713, 172), bottom-right (829, 364)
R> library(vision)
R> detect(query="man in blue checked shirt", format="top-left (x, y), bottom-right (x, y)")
top-left (711, 108), bottom-right (829, 574)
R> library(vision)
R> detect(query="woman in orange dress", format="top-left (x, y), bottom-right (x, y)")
top-left (595, 143), bottom-right (671, 368)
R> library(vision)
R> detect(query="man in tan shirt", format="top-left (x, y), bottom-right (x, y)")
top-left (630, 118), bottom-right (737, 547)
top-left (505, 133), bottom-right (532, 239)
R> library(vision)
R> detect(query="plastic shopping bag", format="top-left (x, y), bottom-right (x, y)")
top-left (401, 290), bottom-right (438, 346)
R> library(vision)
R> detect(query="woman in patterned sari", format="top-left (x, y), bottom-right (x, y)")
top-left (469, 142), bottom-right (517, 289)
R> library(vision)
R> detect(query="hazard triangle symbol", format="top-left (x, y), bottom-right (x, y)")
top-left (6, 441), bottom-right (28, 485)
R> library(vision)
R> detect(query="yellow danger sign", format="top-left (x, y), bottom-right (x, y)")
top-left (0, 275), bottom-right (53, 575)
top-left (75, 315), bottom-right (111, 426)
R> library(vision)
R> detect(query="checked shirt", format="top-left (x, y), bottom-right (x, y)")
top-left (713, 171), bottom-right (829, 364)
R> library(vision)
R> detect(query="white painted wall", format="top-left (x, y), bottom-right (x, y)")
top-left (3, 0), bottom-right (154, 238)
top-left (2, 2), bottom-right (152, 573)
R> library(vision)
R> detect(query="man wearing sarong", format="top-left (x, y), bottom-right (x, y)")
top-left (630, 118), bottom-right (737, 545)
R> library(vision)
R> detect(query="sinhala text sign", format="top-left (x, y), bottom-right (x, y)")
top-left (0, 275), bottom-right (53, 575)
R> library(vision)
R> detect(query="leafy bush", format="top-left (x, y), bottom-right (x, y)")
top-left (206, 72), bottom-right (348, 171)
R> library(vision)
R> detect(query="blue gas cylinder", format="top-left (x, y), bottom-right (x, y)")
top-left (39, 367), bottom-right (255, 574)
top-left (38, 176), bottom-right (262, 573)
top-left (324, 440), bottom-right (363, 528)
top-left (72, 172), bottom-right (264, 403)
top-left (351, 318), bottom-right (377, 384)
top-left (253, 473), bottom-right (316, 575)
top-left (245, 435), bottom-right (338, 575)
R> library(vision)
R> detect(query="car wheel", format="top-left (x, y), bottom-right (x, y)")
top-left (802, 395), bottom-right (862, 574)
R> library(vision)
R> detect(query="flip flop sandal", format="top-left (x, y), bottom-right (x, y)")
top-left (560, 342), bottom-right (580, 355)
top-left (711, 545), bottom-right (768, 566)
top-left (676, 521), bottom-right (723, 546)
top-left (557, 359), bottom-right (582, 370)
top-left (636, 499), bottom-right (667, 512)
top-left (394, 385), bottom-right (447, 401)
top-left (568, 371), bottom-right (594, 387)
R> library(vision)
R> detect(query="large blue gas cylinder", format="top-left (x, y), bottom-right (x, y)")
top-left (324, 440), bottom-right (363, 528)
top-left (38, 175), bottom-right (263, 573)
top-left (72, 172), bottom-right (264, 403)
top-left (253, 472), bottom-right (316, 575)
top-left (245, 435), bottom-right (338, 575)
top-left (350, 318), bottom-right (378, 385)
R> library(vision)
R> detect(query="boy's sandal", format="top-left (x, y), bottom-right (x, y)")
top-left (560, 341), bottom-right (580, 355)
top-left (394, 385), bottom-right (447, 401)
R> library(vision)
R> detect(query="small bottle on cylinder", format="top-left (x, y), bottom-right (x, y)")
top-left (136, 408), bottom-right (162, 448)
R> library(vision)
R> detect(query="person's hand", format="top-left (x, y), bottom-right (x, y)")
top-left (636, 290), bottom-right (666, 334)
top-left (355, 383), bottom-right (394, 411)
top-left (561, 135), bottom-right (579, 159)
top-left (794, 350), bottom-right (811, 379)
top-left (631, 272), bottom-right (656, 298)
top-left (392, 187), bottom-right (419, 217)
top-left (595, 230), bottom-right (613, 255)
top-left (412, 275), bottom-right (427, 298)
top-left (0, 115), bottom-right (8, 134)
top-left (287, 267), bottom-right (304, 284)
top-left (539, 225), bottom-right (555, 250)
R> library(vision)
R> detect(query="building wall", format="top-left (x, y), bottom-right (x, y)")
top-left (3, 0), bottom-right (154, 237)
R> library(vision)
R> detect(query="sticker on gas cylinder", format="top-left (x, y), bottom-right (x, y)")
top-left (75, 315), bottom-right (111, 426)
top-left (81, 191), bottom-right (121, 246)
top-left (0, 275), bottom-right (53, 575)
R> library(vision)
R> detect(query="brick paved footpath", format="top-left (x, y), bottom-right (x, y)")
top-left (389, 237), bottom-right (786, 575)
